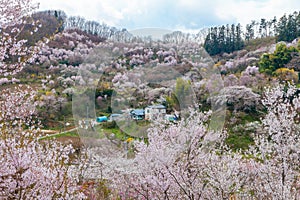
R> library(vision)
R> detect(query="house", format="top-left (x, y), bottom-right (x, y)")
top-left (145, 105), bottom-right (166, 120)
top-left (130, 109), bottom-right (145, 120)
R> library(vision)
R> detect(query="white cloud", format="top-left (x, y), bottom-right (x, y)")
top-left (215, 0), bottom-right (300, 26)
top-left (34, 0), bottom-right (299, 31)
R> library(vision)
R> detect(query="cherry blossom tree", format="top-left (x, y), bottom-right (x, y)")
top-left (0, 0), bottom-right (40, 76)
top-left (245, 84), bottom-right (300, 199)
top-left (209, 85), bottom-right (261, 112)
top-left (100, 84), bottom-right (300, 199)
top-left (0, 87), bottom-right (85, 199)
top-left (0, 0), bottom-right (85, 198)
top-left (223, 74), bottom-right (239, 87)
top-left (109, 111), bottom-right (247, 200)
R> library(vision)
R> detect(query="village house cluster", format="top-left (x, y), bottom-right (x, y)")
top-left (129, 104), bottom-right (179, 122)
top-left (97, 104), bottom-right (179, 123)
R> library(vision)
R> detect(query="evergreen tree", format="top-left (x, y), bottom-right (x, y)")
top-left (276, 12), bottom-right (299, 42)
top-left (259, 18), bottom-right (267, 37)
top-left (269, 16), bottom-right (277, 37)
top-left (277, 14), bottom-right (288, 41)
top-left (235, 23), bottom-right (244, 49)
top-left (204, 30), bottom-right (213, 54)
top-left (204, 24), bottom-right (244, 55)
top-left (218, 25), bottom-right (226, 53)
top-left (245, 24), bottom-right (254, 42)
top-left (297, 11), bottom-right (300, 37)
top-left (230, 24), bottom-right (236, 52)
top-left (286, 13), bottom-right (297, 42)
top-left (225, 24), bottom-right (231, 52)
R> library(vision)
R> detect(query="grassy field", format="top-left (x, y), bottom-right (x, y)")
top-left (38, 129), bottom-right (79, 141)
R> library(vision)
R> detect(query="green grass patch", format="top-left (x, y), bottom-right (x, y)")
top-left (117, 120), bottom-right (150, 138)
top-left (226, 132), bottom-right (254, 151)
top-left (98, 120), bottom-right (150, 141)
top-left (38, 130), bottom-right (79, 141)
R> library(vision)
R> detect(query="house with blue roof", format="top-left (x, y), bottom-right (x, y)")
top-left (130, 109), bottom-right (145, 120)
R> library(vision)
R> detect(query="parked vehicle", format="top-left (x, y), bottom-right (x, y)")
top-left (165, 114), bottom-right (178, 122)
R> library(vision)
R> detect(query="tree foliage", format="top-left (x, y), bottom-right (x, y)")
top-left (102, 84), bottom-right (300, 199)
top-left (204, 24), bottom-right (244, 55)
top-left (0, 1), bottom-right (85, 198)
top-left (246, 84), bottom-right (300, 199)
top-left (205, 11), bottom-right (300, 56)
top-left (276, 12), bottom-right (300, 42)
top-left (259, 43), bottom-right (298, 75)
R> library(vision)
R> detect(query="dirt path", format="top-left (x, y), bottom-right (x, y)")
top-left (39, 127), bottom-right (78, 139)
top-left (40, 129), bottom-right (58, 134)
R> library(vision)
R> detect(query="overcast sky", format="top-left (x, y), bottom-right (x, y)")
top-left (34, 0), bottom-right (299, 32)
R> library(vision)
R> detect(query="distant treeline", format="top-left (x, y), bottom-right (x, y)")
top-left (32, 9), bottom-right (300, 55)
top-left (204, 23), bottom-right (244, 56)
top-left (204, 11), bottom-right (300, 55)
top-left (33, 10), bottom-right (133, 42)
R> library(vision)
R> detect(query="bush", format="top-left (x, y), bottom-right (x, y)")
top-left (102, 121), bottom-right (117, 129)
top-left (259, 43), bottom-right (298, 75)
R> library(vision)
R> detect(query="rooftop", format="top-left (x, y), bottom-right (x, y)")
top-left (146, 105), bottom-right (166, 109)
top-left (130, 109), bottom-right (145, 115)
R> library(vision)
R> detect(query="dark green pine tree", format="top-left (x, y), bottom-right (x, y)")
top-left (211, 27), bottom-right (219, 55)
top-left (204, 29), bottom-right (213, 55)
top-left (286, 13), bottom-right (297, 42)
top-left (277, 12), bottom-right (299, 42)
top-left (218, 25), bottom-right (226, 54)
top-left (269, 17), bottom-right (277, 37)
top-left (296, 11), bottom-right (300, 37)
top-left (245, 24), bottom-right (254, 42)
top-left (204, 24), bottom-right (244, 55)
top-left (276, 14), bottom-right (288, 41)
top-left (259, 18), bottom-right (267, 37)
top-left (235, 23), bottom-right (244, 50)
top-left (54, 10), bottom-right (58, 18)
top-left (230, 24), bottom-right (236, 52)
top-left (225, 24), bottom-right (231, 53)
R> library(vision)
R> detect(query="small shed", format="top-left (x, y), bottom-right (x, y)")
top-left (145, 105), bottom-right (166, 120)
top-left (96, 116), bottom-right (108, 122)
